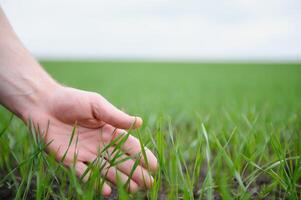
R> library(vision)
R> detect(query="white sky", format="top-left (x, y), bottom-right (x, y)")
top-left (1, 0), bottom-right (301, 60)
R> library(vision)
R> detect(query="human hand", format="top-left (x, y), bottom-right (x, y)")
top-left (0, 8), bottom-right (157, 196)
top-left (22, 86), bottom-right (158, 196)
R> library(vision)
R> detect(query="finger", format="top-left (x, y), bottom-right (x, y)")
top-left (102, 161), bottom-right (139, 193)
top-left (105, 147), bottom-right (154, 188)
top-left (74, 161), bottom-right (112, 196)
top-left (82, 139), bottom-right (154, 188)
top-left (84, 154), bottom-right (139, 193)
top-left (113, 128), bottom-right (158, 172)
top-left (92, 94), bottom-right (143, 129)
top-left (86, 124), bottom-right (158, 172)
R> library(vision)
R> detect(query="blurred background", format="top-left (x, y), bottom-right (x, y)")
top-left (1, 0), bottom-right (301, 61)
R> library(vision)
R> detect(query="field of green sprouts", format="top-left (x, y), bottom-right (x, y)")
top-left (0, 62), bottom-right (301, 199)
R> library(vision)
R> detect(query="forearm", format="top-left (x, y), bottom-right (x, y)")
top-left (0, 7), bottom-right (58, 119)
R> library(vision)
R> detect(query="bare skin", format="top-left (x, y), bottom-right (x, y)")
top-left (0, 7), bottom-right (157, 196)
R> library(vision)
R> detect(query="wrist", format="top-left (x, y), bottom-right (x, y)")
top-left (17, 78), bottom-right (61, 122)
top-left (0, 66), bottom-right (61, 121)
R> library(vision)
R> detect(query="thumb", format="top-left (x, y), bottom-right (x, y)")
top-left (91, 94), bottom-right (143, 129)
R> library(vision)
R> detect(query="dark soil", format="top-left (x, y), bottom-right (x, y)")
top-left (0, 168), bottom-right (299, 199)
top-left (0, 171), bottom-right (16, 200)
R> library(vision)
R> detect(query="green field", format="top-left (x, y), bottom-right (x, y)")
top-left (1, 62), bottom-right (301, 199)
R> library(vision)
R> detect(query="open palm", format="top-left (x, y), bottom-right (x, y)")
top-left (25, 86), bottom-right (157, 196)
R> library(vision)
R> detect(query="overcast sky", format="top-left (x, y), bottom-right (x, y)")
top-left (1, 0), bottom-right (301, 60)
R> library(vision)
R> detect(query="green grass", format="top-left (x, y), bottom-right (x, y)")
top-left (1, 62), bottom-right (301, 199)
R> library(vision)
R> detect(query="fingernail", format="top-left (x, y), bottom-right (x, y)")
top-left (135, 116), bottom-right (143, 127)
